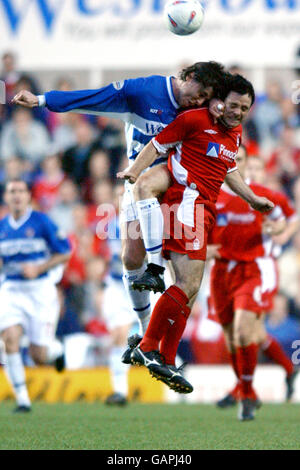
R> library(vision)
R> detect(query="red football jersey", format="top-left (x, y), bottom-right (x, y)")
top-left (152, 108), bottom-right (241, 204)
top-left (270, 190), bottom-right (297, 222)
top-left (210, 182), bottom-right (286, 261)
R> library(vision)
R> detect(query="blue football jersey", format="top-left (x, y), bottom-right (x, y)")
top-left (44, 75), bottom-right (179, 166)
top-left (0, 209), bottom-right (71, 283)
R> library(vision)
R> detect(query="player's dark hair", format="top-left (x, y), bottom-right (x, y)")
top-left (224, 74), bottom-right (255, 105)
top-left (4, 178), bottom-right (31, 192)
top-left (180, 61), bottom-right (228, 99)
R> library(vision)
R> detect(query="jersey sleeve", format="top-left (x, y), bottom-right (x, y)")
top-left (41, 214), bottom-right (71, 254)
top-left (152, 112), bottom-right (190, 154)
top-left (272, 191), bottom-right (298, 221)
top-left (45, 80), bottom-right (133, 120)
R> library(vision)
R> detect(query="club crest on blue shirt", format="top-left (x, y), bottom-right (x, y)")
top-left (25, 228), bottom-right (35, 238)
top-left (206, 142), bottom-right (220, 158)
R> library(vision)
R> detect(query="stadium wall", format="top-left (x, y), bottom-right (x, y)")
top-left (0, 366), bottom-right (299, 404)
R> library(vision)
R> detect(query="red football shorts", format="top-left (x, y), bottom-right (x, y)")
top-left (209, 257), bottom-right (278, 325)
top-left (161, 183), bottom-right (216, 261)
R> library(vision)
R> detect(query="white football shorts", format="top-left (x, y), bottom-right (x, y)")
top-left (0, 280), bottom-right (60, 347)
top-left (120, 181), bottom-right (138, 224)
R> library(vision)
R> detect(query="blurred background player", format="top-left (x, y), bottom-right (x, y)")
top-left (12, 62), bottom-right (226, 341)
top-left (102, 183), bottom-right (136, 406)
top-left (0, 179), bottom-right (71, 412)
top-left (208, 145), bottom-right (296, 420)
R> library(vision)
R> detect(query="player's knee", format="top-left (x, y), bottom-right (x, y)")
top-left (133, 173), bottom-right (155, 200)
top-left (29, 347), bottom-right (46, 365)
top-left (2, 328), bottom-right (21, 353)
top-left (234, 324), bottom-right (253, 347)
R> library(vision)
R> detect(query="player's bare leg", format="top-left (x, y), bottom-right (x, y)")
top-left (29, 338), bottom-right (65, 372)
top-left (2, 325), bottom-right (31, 412)
top-left (132, 253), bottom-right (205, 393)
top-left (132, 164), bottom-right (172, 293)
top-left (255, 315), bottom-right (297, 401)
top-left (216, 322), bottom-right (242, 408)
top-left (106, 323), bottom-right (132, 406)
top-left (233, 309), bottom-right (262, 420)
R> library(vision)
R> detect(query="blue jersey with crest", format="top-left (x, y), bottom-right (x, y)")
top-left (45, 75), bottom-right (179, 166)
top-left (0, 209), bottom-right (70, 283)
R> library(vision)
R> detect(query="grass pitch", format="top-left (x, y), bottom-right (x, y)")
top-left (0, 401), bottom-right (299, 450)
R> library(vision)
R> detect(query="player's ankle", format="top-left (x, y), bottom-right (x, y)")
top-left (139, 336), bottom-right (159, 352)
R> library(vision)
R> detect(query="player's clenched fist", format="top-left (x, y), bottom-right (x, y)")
top-left (117, 168), bottom-right (139, 184)
top-left (250, 196), bottom-right (274, 213)
top-left (11, 90), bottom-right (38, 108)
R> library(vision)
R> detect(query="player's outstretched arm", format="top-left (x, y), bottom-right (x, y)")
top-left (117, 141), bottom-right (159, 184)
top-left (12, 81), bottom-right (130, 116)
top-left (225, 169), bottom-right (275, 213)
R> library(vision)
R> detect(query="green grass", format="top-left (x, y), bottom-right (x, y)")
top-left (0, 402), bottom-right (299, 450)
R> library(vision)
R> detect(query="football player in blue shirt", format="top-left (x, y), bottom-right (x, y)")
top-left (0, 179), bottom-right (71, 412)
top-left (12, 62), bottom-right (226, 345)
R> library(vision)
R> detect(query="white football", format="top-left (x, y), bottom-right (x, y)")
top-left (163, 0), bottom-right (204, 36)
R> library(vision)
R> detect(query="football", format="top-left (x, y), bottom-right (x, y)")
top-left (163, 0), bottom-right (204, 36)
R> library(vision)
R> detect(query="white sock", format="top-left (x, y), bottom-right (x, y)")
top-left (0, 338), bottom-right (6, 365)
top-left (4, 352), bottom-right (31, 407)
top-left (109, 346), bottom-right (129, 397)
top-left (136, 198), bottom-right (164, 267)
top-left (123, 266), bottom-right (151, 335)
top-left (46, 339), bottom-right (64, 363)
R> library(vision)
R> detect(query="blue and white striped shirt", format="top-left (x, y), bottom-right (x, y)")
top-left (0, 208), bottom-right (70, 284)
top-left (44, 75), bottom-right (179, 167)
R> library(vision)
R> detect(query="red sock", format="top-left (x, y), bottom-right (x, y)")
top-left (236, 344), bottom-right (258, 399)
top-left (228, 352), bottom-right (241, 398)
top-left (160, 301), bottom-right (191, 365)
top-left (229, 352), bottom-right (240, 379)
top-left (140, 285), bottom-right (189, 354)
top-left (261, 335), bottom-right (294, 376)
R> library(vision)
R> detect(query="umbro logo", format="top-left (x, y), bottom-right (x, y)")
top-left (204, 129), bottom-right (218, 134)
top-left (168, 318), bottom-right (175, 325)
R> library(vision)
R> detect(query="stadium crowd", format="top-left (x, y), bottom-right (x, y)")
top-left (1, 52), bottom-right (300, 367)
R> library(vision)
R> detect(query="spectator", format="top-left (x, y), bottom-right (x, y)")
top-left (253, 80), bottom-right (284, 153)
top-left (86, 179), bottom-right (114, 232)
top-left (0, 108), bottom-right (50, 166)
top-left (266, 126), bottom-right (300, 197)
top-left (62, 119), bottom-right (99, 184)
top-left (0, 156), bottom-right (34, 202)
top-left (49, 179), bottom-right (80, 234)
top-left (32, 153), bottom-right (66, 211)
top-left (278, 231), bottom-right (300, 301)
top-left (82, 149), bottom-right (110, 202)
top-left (0, 52), bottom-right (41, 123)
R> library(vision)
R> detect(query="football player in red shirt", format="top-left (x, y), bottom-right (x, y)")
top-left (214, 153), bottom-right (299, 408)
top-left (118, 75), bottom-right (274, 404)
top-left (208, 146), bottom-right (299, 420)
